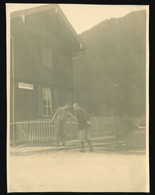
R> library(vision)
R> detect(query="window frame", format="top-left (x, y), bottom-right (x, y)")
top-left (37, 85), bottom-right (53, 117)
top-left (42, 87), bottom-right (53, 117)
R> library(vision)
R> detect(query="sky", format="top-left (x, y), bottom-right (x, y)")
top-left (59, 4), bottom-right (148, 34)
top-left (6, 4), bottom-right (148, 34)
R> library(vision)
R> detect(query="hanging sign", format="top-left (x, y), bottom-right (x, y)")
top-left (18, 82), bottom-right (33, 90)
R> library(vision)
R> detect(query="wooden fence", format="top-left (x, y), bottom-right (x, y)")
top-left (10, 116), bottom-right (136, 145)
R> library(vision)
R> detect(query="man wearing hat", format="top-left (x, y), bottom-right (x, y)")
top-left (73, 103), bottom-right (94, 152)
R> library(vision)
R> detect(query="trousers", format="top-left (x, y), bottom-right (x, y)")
top-left (55, 120), bottom-right (66, 142)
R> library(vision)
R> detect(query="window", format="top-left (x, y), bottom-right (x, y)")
top-left (42, 88), bottom-right (52, 117)
top-left (37, 86), bottom-right (52, 117)
top-left (42, 47), bottom-right (54, 69)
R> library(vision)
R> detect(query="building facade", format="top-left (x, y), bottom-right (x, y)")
top-left (10, 5), bottom-right (86, 122)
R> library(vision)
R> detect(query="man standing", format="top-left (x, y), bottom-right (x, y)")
top-left (51, 103), bottom-right (77, 146)
top-left (73, 103), bottom-right (94, 152)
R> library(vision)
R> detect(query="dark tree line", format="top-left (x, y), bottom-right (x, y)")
top-left (73, 10), bottom-right (146, 117)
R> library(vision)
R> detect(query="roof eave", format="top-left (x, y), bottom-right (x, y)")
top-left (10, 4), bottom-right (87, 54)
top-left (10, 4), bottom-right (58, 18)
top-left (57, 5), bottom-right (87, 54)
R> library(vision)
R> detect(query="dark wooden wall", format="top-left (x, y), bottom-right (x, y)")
top-left (11, 9), bottom-right (73, 88)
top-left (10, 9), bottom-right (76, 121)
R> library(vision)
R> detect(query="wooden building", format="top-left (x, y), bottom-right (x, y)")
top-left (10, 5), bottom-right (86, 122)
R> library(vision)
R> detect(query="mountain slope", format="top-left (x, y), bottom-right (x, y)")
top-left (73, 10), bottom-right (146, 117)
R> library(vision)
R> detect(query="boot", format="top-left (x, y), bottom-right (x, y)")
top-left (79, 142), bottom-right (85, 152)
top-left (87, 140), bottom-right (94, 152)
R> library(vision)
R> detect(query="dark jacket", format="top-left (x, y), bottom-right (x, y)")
top-left (75, 107), bottom-right (89, 130)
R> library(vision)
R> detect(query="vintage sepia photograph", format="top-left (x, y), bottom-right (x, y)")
top-left (7, 3), bottom-right (149, 192)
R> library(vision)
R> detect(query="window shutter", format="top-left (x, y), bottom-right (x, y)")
top-left (37, 85), bottom-right (43, 116)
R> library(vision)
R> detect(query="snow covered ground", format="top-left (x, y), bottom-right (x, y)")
top-left (8, 147), bottom-right (149, 192)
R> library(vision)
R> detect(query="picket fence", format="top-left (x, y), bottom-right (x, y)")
top-left (10, 116), bottom-right (136, 145)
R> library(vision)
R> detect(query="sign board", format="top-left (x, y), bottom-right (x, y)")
top-left (18, 82), bottom-right (33, 90)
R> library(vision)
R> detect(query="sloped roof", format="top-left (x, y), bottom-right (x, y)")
top-left (10, 4), bottom-right (87, 55)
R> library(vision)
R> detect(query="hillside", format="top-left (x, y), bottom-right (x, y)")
top-left (73, 10), bottom-right (146, 117)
